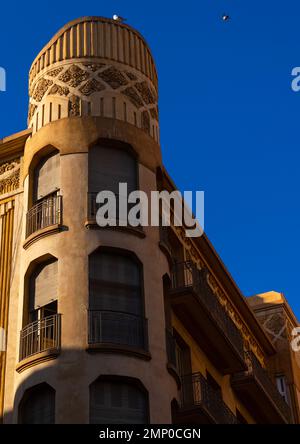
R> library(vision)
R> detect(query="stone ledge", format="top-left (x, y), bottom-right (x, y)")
top-left (16, 348), bottom-right (60, 373)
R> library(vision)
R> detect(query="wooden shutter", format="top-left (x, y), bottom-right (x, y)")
top-left (89, 145), bottom-right (137, 195)
top-left (34, 152), bottom-right (60, 200)
top-left (19, 384), bottom-right (55, 424)
top-left (90, 380), bottom-right (148, 424)
top-left (30, 260), bottom-right (58, 310)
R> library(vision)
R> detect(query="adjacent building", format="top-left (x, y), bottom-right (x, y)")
top-left (0, 16), bottom-right (299, 424)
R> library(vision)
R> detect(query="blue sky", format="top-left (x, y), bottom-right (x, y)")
top-left (1, 1), bottom-right (299, 318)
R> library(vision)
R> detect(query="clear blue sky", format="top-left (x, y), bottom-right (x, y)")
top-left (1, 1), bottom-right (299, 318)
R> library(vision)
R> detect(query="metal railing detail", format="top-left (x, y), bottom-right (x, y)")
top-left (88, 310), bottom-right (148, 351)
top-left (26, 194), bottom-right (62, 237)
top-left (181, 373), bottom-right (237, 424)
top-left (171, 261), bottom-right (244, 361)
top-left (19, 314), bottom-right (61, 361)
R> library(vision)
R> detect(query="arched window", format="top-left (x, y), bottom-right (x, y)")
top-left (90, 378), bottom-right (148, 424)
top-left (20, 258), bottom-right (60, 362)
top-left (18, 383), bottom-right (55, 424)
top-left (33, 151), bottom-right (60, 202)
top-left (28, 259), bottom-right (58, 323)
top-left (27, 150), bottom-right (61, 237)
top-left (88, 249), bottom-right (147, 350)
top-left (88, 143), bottom-right (138, 223)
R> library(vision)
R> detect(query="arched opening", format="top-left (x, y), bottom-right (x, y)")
top-left (26, 149), bottom-right (61, 237)
top-left (20, 257), bottom-right (61, 361)
top-left (18, 383), bottom-right (55, 424)
top-left (88, 248), bottom-right (147, 351)
top-left (89, 376), bottom-right (149, 424)
top-left (88, 141), bottom-right (138, 225)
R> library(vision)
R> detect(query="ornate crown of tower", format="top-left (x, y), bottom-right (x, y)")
top-left (28, 17), bottom-right (159, 142)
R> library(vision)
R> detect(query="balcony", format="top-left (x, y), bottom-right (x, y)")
top-left (18, 314), bottom-right (61, 368)
top-left (88, 310), bottom-right (149, 357)
top-left (86, 192), bottom-right (144, 236)
top-left (169, 262), bottom-right (246, 374)
top-left (25, 194), bottom-right (62, 239)
top-left (231, 351), bottom-right (291, 424)
top-left (174, 373), bottom-right (237, 424)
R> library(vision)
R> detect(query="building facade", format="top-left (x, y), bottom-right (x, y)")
top-left (0, 16), bottom-right (299, 424)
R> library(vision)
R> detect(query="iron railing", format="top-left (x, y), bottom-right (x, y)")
top-left (19, 314), bottom-right (61, 361)
top-left (26, 194), bottom-right (62, 237)
top-left (171, 261), bottom-right (245, 362)
top-left (243, 351), bottom-right (291, 422)
top-left (87, 192), bottom-right (141, 227)
top-left (181, 373), bottom-right (237, 424)
top-left (88, 310), bottom-right (148, 351)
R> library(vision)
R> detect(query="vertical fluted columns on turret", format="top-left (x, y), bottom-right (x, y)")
top-left (28, 17), bottom-right (159, 142)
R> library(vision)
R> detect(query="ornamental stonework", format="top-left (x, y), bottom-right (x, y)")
top-left (28, 62), bottom-right (159, 138)
top-left (48, 84), bottom-right (70, 96)
top-left (32, 79), bottom-right (53, 101)
top-left (79, 79), bottom-right (105, 96)
top-left (0, 159), bottom-right (21, 195)
top-left (59, 65), bottom-right (89, 88)
top-left (123, 87), bottom-right (144, 108)
top-left (68, 95), bottom-right (80, 117)
top-left (98, 66), bottom-right (128, 89)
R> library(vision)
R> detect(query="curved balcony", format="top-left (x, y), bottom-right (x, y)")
top-left (87, 310), bottom-right (149, 358)
top-left (18, 314), bottom-right (61, 371)
top-left (25, 194), bottom-right (62, 240)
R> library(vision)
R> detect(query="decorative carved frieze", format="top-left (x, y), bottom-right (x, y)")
top-left (98, 66), bottom-right (128, 89)
top-left (79, 79), bottom-right (105, 96)
top-left (48, 84), bottom-right (70, 96)
top-left (123, 87), bottom-right (144, 108)
top-left (59, 65), bottom-right (89, 88)
top-left (32, 79), bottom-right (53, 102)
top-left (68, 95), bottom-right (80, 117)
top-left (0, 159), bottom-right (21, 195)
top-left (135, 81), bottom-right (157, 105)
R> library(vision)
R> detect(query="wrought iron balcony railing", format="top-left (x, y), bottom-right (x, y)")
top-left (170, 261), bottom-right (245, 363)
top-left (19, 314), bottom-right (61, 361)
top-left (87, 192), bottom-right (142, 228)
top-left (26, 194), bottom-right (62, 237)
top-left (236, 351), bottom-right (291, 423)
top-left (88, 310), bottom-right (148, 351)
top-left (180, 373), bottom-right (237, 424)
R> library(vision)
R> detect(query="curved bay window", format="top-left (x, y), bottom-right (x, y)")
top-left (18, 383), bottom-right (55, 424)
top-left (20, 259), bottom-right (61, 362)
top-left (26, 150), bottom-right (62, 238)
top-left (88, 249), bottom-right (148, 352)
top-left (87, 142), bottom-right (138, 227)
top-left (90, 377), bottom-right (149, 424)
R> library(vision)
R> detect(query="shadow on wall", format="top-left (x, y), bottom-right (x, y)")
top-left (4, 347), bottom-right (152, 424)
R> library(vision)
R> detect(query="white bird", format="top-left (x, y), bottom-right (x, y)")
top-left (113, 14), bottom-right (126, 23)
top-left (222, 14), bottom-right (230, 21)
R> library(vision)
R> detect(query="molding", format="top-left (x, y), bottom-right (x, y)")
top-left (23, 224), bottom-right (62, 250)
top-left (16, 348), bottom-right (60, 373)
top-left (85, 221), bottom-right (146, 238)
top-left (86, 343), bottom-right (151, 361)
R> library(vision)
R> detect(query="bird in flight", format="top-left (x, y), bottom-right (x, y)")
top-left (222, 14), bottom-right (230, 21)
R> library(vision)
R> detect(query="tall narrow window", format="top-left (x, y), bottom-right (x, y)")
top-left (276, 375), bottom-right (290, 404)
top-left (18, 383), bottom-right (55, 424)
top-left (20, 259), bottom-right (61, 361)
top-left (88, 250), bottom-right (147, 350)
top-left (90, 379), bottom-right (148, 424)
top-left (88, 143), bottom-right (137, 224)
top-left (26, 151), bottom-right (61, 237)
